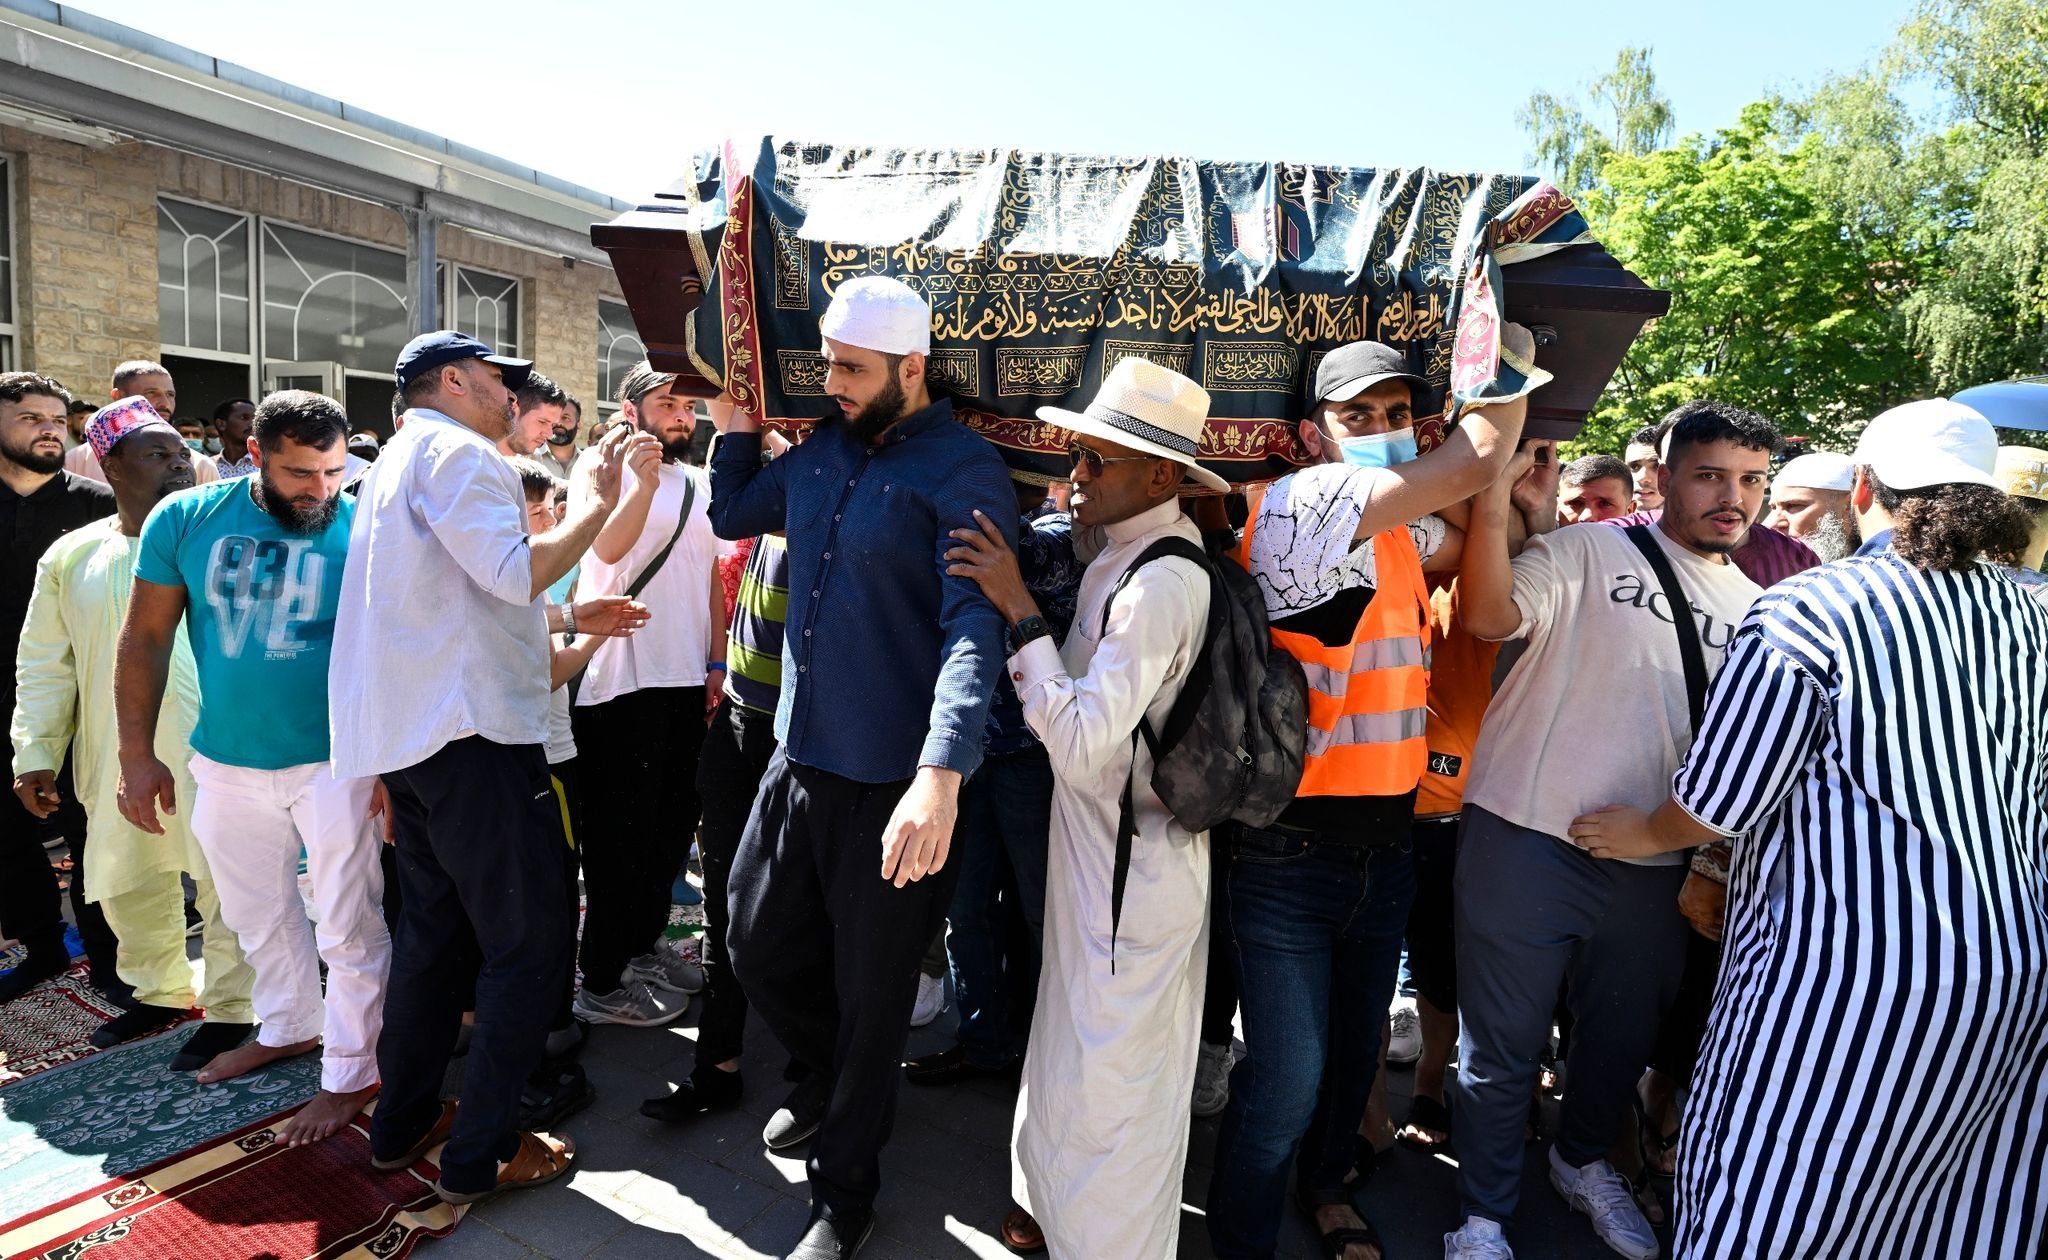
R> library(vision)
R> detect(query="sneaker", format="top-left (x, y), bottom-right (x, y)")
top-left (1191, 1040), bottom-right (1235, 1118)
top-left (628, 946), bottom-right (705, 996)
top-left (1388, 1002), bottom-right (1422, 1066)
top-left (572, 979), bottom-right (687, 1027)
top-left (1444, 1215), bottom-right (1514, 1259)
top-left (909, 973), bottom-right (946, 1028)
top-left (1548, 1147), bottom-right (1659, 1260)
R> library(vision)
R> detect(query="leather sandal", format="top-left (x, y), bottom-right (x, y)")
top-left (370, 1100), bottom-right (457, 1171)
top-left (999, 1206), bottom-right (1047, 1255)
top-left (436, 1130), bottom-right (576, 1205)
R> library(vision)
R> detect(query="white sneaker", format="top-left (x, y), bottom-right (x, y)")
top-left (628, 946), bottom-right (705, 995)
top-left (1549, 1147), bottom-right (1659, 1259)
top-left (572, 978), bottom-right (688, 1027)
top-left (1388, 1001), bottom-right (1422, 1066)
top-left (1191, 1040), bottom-right (1235, 1118)
top-left (909, 973), bottom-right (947, 1028)
top-left (1444, 1215), bottom-right (1514, 1259)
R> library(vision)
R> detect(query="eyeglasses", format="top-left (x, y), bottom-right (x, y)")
top-left (1066, 442), bottom-right (1156, 478)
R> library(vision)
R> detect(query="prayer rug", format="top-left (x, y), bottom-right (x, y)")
top-left (0, 959), bottom-right (144, 1087)
top-left (0, 1102), bottom-right (463, 1260)
top-left (0, 1026), bottom-right (320, 1228)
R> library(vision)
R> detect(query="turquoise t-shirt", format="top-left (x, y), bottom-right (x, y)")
top-left (135, 478), bottom-right (353, 770)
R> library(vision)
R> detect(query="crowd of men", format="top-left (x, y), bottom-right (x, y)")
top-left (2, 275), bottom-right (2044, 1260)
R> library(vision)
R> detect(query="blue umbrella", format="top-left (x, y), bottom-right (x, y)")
top-left (1953, 376), bottom-right (2048, 433)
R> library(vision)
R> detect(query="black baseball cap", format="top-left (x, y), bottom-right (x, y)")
top-left (394, 330), bottom-right (532, 391)
top-left (1314, 340), bottom-right (1424, 405)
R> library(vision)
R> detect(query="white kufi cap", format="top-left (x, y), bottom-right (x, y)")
top-left (1773, 452), bottom-right (1855, 493)
top-left (820, 275), bottom-right (932, 357)
top-left (1852, 398), bottom-right (1998, 492)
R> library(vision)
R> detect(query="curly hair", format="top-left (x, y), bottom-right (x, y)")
top-left (1869, 471), bottom-right (2033, 572)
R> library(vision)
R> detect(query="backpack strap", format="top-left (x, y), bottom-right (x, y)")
top-left (1100, 535), bottom-right (1215, 973)
top-left (1622, 524), bottom-right (1708, 728)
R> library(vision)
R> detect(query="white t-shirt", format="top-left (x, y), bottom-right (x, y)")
top-left (545, 684), bottom-right (576, 764)
top-left (1245, 463), bottom-right (1447, 618)
top-left (572, 460), bottom-right (721, 707)
top-left (1464, 521), bottom-right (1762, 864)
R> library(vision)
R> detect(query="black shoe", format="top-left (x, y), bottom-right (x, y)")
top-left (904, 1046), bottom-right (1019, 1087)
top-left (168, 1020), bottom-right (256, 1071)
top-left (520, 1060), bottom-right (595, 1131)
top-left (641, 1065), bottom-right (743, 1123)
top-left (90, 974), bottom-right (137, 1010)
top-left (0, 949), bottom-right (68, 1004)
top-left (785, 1211), bottom-right (873, 1260)
top-left (763, 1075), bottom-right (828, 1151)
top-left (88, 1002), bottom-right (189, 1049)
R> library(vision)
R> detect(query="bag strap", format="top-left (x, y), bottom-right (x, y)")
top-left (567, 469), bottom-right (699, 706)
top-left (1102, 535), bottom-right (1215, 973)
top-left (1623, 524), bottom-right (1708, 728)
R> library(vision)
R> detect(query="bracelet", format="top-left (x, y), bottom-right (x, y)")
top-left (561, 604), bottom-right (577, 637)
top-left (706, 660), bottom-right (726, 672)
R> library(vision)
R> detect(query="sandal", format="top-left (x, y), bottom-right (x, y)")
top-left (1299, 1196), bottom-right (1385, 1260)
top-left (1633, 1089), bottom-right (1680, 1177)
top-left (999, 1206), bottom-right (1046, 1255)
top-left (436, 1130), bottom-right (576, 1205)
top-left (371, 1100), bottom-right (457, 1171)
top-left (1342, 1135), bottom-right (1387, 1192)
top-left (1397, 1092), bottom-right (1452, 1150)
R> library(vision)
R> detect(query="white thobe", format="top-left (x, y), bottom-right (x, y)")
top-left (1009, 498), bottom-right (1213, 1260)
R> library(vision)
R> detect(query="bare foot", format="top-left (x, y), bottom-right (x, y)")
top-left (283, 1084), bottom-right (379, 1146)
top-left (1311, 1203), bottom-right (1383, 1260)
top-left (195, 1036), bottom-right (319, 1084)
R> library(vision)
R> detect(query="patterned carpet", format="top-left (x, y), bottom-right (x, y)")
top-left (0, 959), bottom-right (146, 1087)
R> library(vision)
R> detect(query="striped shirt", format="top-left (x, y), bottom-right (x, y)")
top-left (1668, 549), bottom-right (2048, 1259)
top-left (724, 534), bottom-right (788, 716)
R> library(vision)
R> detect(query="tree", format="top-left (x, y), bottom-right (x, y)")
top-left (1516, 47), bottom-right (1675, 195)
top-left (1565, 105), bottom-right (1920, 455)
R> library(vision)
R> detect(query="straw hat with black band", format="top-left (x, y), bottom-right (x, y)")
top-left (1036, 358), bottom-right (1229, 493)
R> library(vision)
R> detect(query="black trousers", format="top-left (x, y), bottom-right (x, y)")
top-left (693, 699), bottom-right (778, 1068)
top-left (548, 757), bottom-right (586, 1034)
top-left (1651, 928), bottom-right (1722, 1079)
top-left (572, 686), bottom-right (706, 993)
top-left (0, 724), bottom-right (118, 982)
top-left (371, 737), bottom-right (573, 1194)
top-left (728, 748), bottom-right (960, 1219)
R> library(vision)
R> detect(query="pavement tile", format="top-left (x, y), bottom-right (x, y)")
top-left (610, 1149), bottom-right (784, 1244)
top-left (464, 1177), bottom-right (639, 1259)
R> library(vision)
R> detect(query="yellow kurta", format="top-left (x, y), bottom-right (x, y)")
top-left (11, 517), bottom-right (206, 902)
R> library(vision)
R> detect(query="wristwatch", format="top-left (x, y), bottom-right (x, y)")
top-left (1009, 614), bottom-right (1051, 652)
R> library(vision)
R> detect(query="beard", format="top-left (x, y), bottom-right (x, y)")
top-left (1804, 509), bottom-right (1859, 562)
top-left (633, 417), bottom-right (695, 463)
top-left (840, 373), bottom-right (909, 444)
top-left (1, 431), bottom-right (65, 474)
top-left (254, 469), bottom-right (339, 533)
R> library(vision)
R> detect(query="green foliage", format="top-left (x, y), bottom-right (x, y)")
top-left (1527, 2), bottom-right (2048, 458)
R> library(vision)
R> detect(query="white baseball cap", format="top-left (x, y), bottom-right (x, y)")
top-left (1851, 398), bottom-right (1999, 491)
top-left (819, 275), bottom-right (931, 357)
top-left (1773, 451), bottom-right (1854, 493)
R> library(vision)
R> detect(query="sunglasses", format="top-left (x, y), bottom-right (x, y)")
top-left (1066, 442), bottom-right (1156, 478)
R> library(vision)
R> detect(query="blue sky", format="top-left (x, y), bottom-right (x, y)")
top-left (77, 0), bottom-right (1917, 201)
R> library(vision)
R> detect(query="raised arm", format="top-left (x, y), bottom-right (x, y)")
top-left (705, 395), bottom-right (794, 541)
top-left (588, 435), bottom-right (664, 566)
top-left (528, 427), bottom-right (635, 598)
top-left (1458, 447), bottom-right (1537, 641)
top-left (112, 577), bottom-right (190, 833)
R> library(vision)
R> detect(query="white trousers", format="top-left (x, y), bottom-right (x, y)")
top-left (189, 753), bottom-right (390, 1093)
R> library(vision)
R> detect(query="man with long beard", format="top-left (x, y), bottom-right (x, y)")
top-left (708, 275), bottom-right (1013, 1259)
top-left (115, 390), bottom-right (390, 1145)
top-left (566, 361), bottom-right (721, 1026)
top-left (13, 398), bottom-right (258, 1064)
top-left (1765, 452), bottom-right (1859, 561)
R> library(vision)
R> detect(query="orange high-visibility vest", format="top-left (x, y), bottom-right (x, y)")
top-left (1232, 483), bottom-right (1432, 798)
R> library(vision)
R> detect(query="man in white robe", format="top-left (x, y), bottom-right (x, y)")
top-left (946, 358), bottom-right (1223, 1259)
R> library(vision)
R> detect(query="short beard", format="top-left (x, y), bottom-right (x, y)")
top-left (842, 372), bottom-right (909, 444)
top-left (1, 436), bottom-right (65, 474)
top-left (1805, 510), bottom-right (1858, 562)
top-left (253, 470), bottom-right (339, 533)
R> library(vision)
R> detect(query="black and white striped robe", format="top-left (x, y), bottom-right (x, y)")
top-left (1667, 548), bottom-right (2048, 1259)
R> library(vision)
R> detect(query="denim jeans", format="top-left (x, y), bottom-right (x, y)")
top-left (944, 744), bottom-right (1052, 1066)
top-left (1207, 826), bottom-right (1416, 1260)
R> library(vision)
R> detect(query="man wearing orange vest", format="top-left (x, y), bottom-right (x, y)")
top-left (1206, 330), bottom-right (1538, 1260)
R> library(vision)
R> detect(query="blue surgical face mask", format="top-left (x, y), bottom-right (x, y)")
top-left (1336, 429), bottom-right (1418, 469)
top-left (183, 437), bottom-right (206, 454)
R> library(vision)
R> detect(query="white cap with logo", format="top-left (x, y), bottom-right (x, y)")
top-left (820, 275), bottom-right (932, 357)
top-left (1851, 398), bottom-right (1999, 491)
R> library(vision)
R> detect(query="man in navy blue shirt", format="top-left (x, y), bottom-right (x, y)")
top-left (709, 275), bottom-right (1012, 1260)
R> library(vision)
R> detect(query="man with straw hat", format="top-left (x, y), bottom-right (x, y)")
top-left (1996, 444), bottom-right (2048, 599)
top-left (947, 355), bottom-right (1224, 1258)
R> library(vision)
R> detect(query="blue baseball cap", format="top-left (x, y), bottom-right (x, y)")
top-left (394, 330), bottom-right (533, 391)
